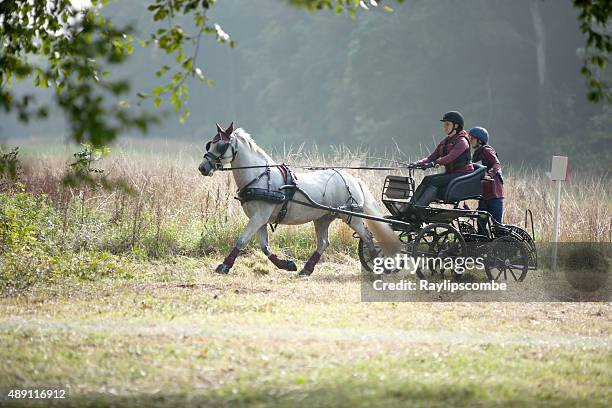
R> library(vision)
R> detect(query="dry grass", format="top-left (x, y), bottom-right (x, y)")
top-left (12, 136), bottom-right (610, 262)
top-left (1, 137), bottom-right (610, 406)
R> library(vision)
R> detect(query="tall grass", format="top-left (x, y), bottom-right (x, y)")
top-left (12, 137), bottom-right (612, 264)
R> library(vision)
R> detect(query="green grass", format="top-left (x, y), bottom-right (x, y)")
top-left (1, 140), bottom-right (610, 406)
top-left (0, 256), bottom-right (610, 407)
top-left (0, 329), bottom-right (608, 407)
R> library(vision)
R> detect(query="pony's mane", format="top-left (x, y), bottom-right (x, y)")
top-left (233, 128), bottom-right (275, 163)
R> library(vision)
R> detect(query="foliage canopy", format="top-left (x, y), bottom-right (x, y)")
top-left (0, 0), bottom-right (609, 150)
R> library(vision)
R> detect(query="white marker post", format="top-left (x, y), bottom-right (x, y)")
top-left (549, 156), bottom-right (568, 270)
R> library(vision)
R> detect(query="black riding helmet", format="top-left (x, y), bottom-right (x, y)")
top-left (440, 111), bottom-right (464, 131)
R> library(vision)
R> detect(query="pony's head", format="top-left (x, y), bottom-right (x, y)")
top-left (199, 122), bottom-right (236, 176)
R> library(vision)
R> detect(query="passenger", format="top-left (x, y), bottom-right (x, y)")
top-left (410, 111), bottom-right (474, 207)
top-left (468, 126), bottom-right (504, 230)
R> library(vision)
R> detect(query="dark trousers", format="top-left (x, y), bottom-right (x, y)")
top-left (412, 173), bottom-right (464, 203)
top-left (477, 197), bottom-right (504, 235)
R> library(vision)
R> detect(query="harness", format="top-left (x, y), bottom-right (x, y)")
top-left (204, 132), bottom-right (362, 231)
top-left (322, 169), bottom-right (362, 217)
top-left (236, 163), bottom-right (298, 229)
top-left (442, 133), bottom-right (471, 172)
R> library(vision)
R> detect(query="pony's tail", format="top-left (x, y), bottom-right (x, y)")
top-left (358, 179), bottom-right (403, 257)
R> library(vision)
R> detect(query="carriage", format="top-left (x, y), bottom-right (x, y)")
top-left (355, 163), bottom-right (538, 281)
top-left (200, 125), bottom-right (537, 281)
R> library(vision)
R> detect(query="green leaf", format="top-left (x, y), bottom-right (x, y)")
top-left (176, 49), bottom-right (185, 64)
top-left (152, 86), bottom-right (164, 96)
top-left (42, 41), bottom-right (51, 55)
top-left (153, 9), bottom-right (166, 21)
top-left (195, 13), bottom-right (203, 27)
top-left (171, 92), bottom-right (180, 111)
top-left (155, 65), bottom-right (170, 78)
top-left (171, 72), bottom-right (184, 84)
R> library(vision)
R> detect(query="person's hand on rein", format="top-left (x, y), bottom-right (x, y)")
top-left (407, 161), bottom-right (438, 170)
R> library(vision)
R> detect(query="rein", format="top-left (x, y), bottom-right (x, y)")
top-left (203, 134), bottom-right (422, 232)
top-left (215, 164), bottom-right (411, 171)
top-left (204, 135), bottom-right (412, 172)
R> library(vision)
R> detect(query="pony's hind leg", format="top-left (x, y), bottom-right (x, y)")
top-left (345, 216), bottom-right (378, 259)
top-left (258, 226), bottom-right (297, 271)
top-left (299, 215), bottom-right (335, 276)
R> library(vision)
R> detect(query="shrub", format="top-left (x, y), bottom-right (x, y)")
top-left (0, 192), bottom-right (129, 295)
top-left (0, 190), bottom-right (58, 253)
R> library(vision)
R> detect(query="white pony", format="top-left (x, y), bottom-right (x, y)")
top-left (198, 122), bottom-right (401, 276)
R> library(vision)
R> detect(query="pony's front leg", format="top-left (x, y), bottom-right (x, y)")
top-left (299, 216), bottom-right (334, 276)
top-left (216, 216), bottom-right (267, 274)
top-left (258, 226), bottom-right (297, 271)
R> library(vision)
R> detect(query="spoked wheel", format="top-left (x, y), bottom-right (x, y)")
top-left (412, 223), bottom-right (466, 280)
top-left (358, 237), bottom-right (398, 274)
top-left (358, 231), bottom-right (413, 274)
top-left (484, 236), bottom-right (529, 282)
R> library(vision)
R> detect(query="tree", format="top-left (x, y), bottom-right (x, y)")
top-left (0, 0), bottom-right (609, 152)
top-left (572, 0), bottom-right (611, 103)
top-left (0, 0), bottom-right (234, 149)
top-left (0, 0), bottom-right (155, 147)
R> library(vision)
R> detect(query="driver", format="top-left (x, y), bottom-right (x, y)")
top-left (409, 111), bottom-right (474, 206)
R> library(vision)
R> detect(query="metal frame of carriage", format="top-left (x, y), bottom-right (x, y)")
top-left (288, 163), bottom-right (537, 281)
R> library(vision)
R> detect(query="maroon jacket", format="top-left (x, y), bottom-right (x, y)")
top-left (473, 145), bottom-right (504, 199)
top-left (417, 130), bottom-right (474, 174)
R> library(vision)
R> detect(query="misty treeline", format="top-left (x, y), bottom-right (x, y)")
top-left (2, 0), bottom-right (610, 167)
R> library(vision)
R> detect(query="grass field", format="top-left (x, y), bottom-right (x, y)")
top-left (1, 257), bottom-right (610, 407)
top-left (0, 137), bottom-right (610, 406)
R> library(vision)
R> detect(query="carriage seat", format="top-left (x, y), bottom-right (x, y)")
top-left (442, 164), bottom-right (487, 203)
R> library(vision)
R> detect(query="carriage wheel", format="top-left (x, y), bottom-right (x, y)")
top-left (358, 231), bottom-right (413, 274)
top-left (358, 237), bottom-right (396, 274)
top-left (484, 236), bottom-right (529, 282)
top-left (412, 223), bottom-right (466, 280)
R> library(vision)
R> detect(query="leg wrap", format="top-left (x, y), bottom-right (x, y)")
top-left (303, 251), bottom-right (322, 273)
top-left (268, 254), bottom-right (289, 270)
top-left (223, 246), bottom-right (240, 268)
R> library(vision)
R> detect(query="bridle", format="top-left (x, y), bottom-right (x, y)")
top-left (204, 134), bottom-right (238, 169)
